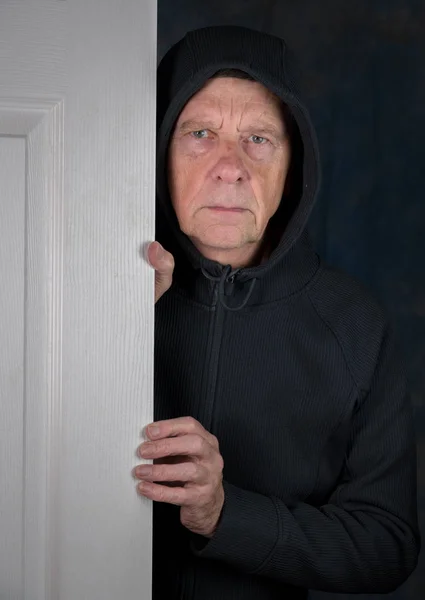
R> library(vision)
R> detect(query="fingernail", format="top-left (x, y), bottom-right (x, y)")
top-left (148, 425), bottom-right (160, 438)
top-left (136, 466), bottom-right (151, 477)
top-left (139, 444), bottom-right (150, 457)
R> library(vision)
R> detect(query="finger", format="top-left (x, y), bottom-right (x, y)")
top-left (134, 461), bottom-right (206, 484)
top-left (153, 455), bottom-right (192, 466)
top-left (147, 241), bottom-right (174, 271)
top-left (146, 242), bottom-right (174, 303)
top-left (145, 416), bottom-right (211, 443)
top-left (139, 433), bottom-right (210, 460)
top-left (137, 481), bottom-right (189, 506)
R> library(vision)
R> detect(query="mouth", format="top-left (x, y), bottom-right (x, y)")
top-left (207, 207), bottom-right (246, 213)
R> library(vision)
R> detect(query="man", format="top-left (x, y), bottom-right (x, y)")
top-left (133, 25), bottom-right (420, 599)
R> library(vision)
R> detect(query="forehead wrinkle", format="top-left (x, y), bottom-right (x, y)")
top-left (237, 102), bottom-right (284, 133)
top-left (178, 84), bottom-right (284, 134)
top-left (200, 89), bottom-right (226, 125)
top-left (235, 93), bottom-right (268, 131)
top-left (178, 94), bottom-right (223, 129)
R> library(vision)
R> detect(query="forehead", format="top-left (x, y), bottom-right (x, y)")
top-left (176, 77), bottom-right (283, 121)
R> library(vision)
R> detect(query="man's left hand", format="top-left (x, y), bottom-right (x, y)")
top-left (134, 417), bottom-right (225, 538)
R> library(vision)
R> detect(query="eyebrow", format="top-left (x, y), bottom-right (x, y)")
top-left (177, 119), bottom-right (286, 139)
top-left (178, 119), bottom-right (220, 132)
top-left (250, 125), bottom-right (286, 139)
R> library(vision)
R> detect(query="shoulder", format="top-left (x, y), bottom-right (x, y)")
top-left (307, 263), bottom-right (390, 390)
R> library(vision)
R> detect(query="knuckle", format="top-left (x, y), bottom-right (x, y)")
top-left (154, 464), bottom-right (167, 480)
top-left (172, 488), bottom-right (185, 505)
top-left (167, 489), bottom-right (177, 504)
top-left (181, 491), bottom-right (191, 507)
top-left (184, 416), bottom-right (198, 430)
top-left (216, 454), bottom-right (224, 472)
top-left (186, 462), bottom-right (199, 480)
top-left (201, 465), bottom-right (212, 483)
top-left (210, 434), bottom-right (219, 449)
top-left (190, 487), bottom-right (203, 506)
top-left (195, 436), bottom-right (206, 454)
top-left (162, 439), bottom-right (173, 455)
top-left (215, 472), bottom-right (224, 488)
top-left (156, 487), bottom-right (167, 502)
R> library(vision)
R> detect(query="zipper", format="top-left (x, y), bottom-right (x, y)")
top-left (203, 267), bottom-right (240, 427)
top-left (184, 271), bottom-right (234, 600)
top-left (200, 278), bottom-right (228, 431)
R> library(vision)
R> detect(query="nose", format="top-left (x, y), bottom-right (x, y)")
top-left (209, 143), bottom-right (249, 184)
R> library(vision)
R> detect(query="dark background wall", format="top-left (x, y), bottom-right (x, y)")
top-left (158, 1), bottom-right (425, 598)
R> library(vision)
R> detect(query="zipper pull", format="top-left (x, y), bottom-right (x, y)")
top-left (224, 274), bottom-right (236, 297)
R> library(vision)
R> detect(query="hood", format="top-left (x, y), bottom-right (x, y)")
top-left (156, 25), bottom-right (321, 286)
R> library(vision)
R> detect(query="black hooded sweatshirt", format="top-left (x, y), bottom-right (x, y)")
top-left (153, 25), bottom-right (420, 600)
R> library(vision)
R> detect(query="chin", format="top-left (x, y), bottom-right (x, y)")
top-left (198, 229), bottom-right (247, 251)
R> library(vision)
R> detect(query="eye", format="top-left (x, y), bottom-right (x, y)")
top-left (191, 130), bottom-right (209, 139)
top-left (249, 135), bottom-right (268, 145)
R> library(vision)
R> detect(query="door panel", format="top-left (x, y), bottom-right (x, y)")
top-left (0, 137), bottom-right (26, 600)
top-left (0, 2), bottom-right (156, 599)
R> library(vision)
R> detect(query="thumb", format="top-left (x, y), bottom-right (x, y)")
top-left (147, 242), bottom-right (174, 303)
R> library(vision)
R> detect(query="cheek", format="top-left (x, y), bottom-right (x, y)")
top-left (168, 149), bottom-right (205, 219)
top-left (254, 161), bottom-right (289, 214)
top-left (267, 150), bottom-right (290, 193)
top-left (270, 163), bottom-right (288, 197)
top-left (169, 147), bottom-right (193, 196)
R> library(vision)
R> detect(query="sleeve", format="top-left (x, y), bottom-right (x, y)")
top-left (191, 325), bottom-right (421, 593)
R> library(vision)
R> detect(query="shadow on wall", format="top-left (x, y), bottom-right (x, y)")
top-left (158, 1), bottom-right (425, 599)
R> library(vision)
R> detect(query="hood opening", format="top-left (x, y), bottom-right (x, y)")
top-left (156, 26), bottom-right (321, 281)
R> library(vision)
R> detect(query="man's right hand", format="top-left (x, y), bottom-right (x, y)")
top-left (147, 241), bottom-right (175, 303)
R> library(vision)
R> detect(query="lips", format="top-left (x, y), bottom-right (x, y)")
top-left (207, 207), bottom-right (246, 212)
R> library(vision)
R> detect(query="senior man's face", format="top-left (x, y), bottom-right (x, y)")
top-left (168, 77), bottom-right (292, 268)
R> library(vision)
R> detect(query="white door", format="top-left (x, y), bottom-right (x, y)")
top-left (0, 1), bottom-right (156, 599)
